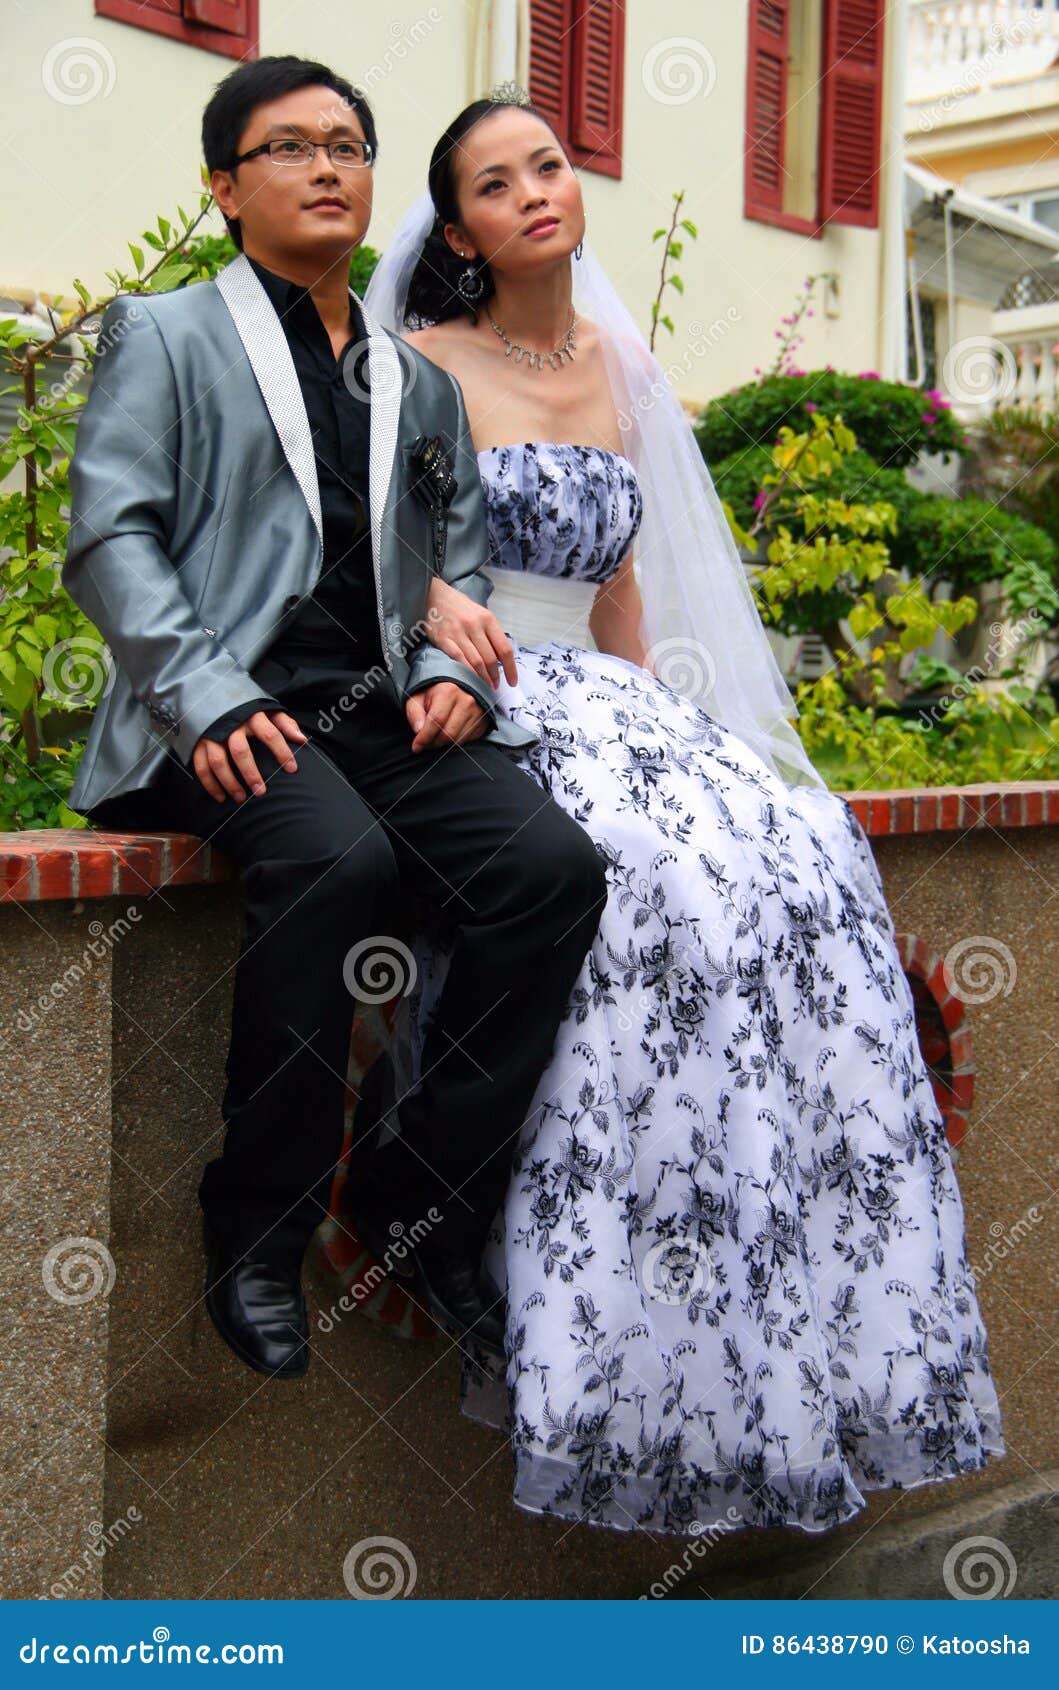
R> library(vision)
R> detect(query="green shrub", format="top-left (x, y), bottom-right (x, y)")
top-left (697, 369), bottom-right (968, 470)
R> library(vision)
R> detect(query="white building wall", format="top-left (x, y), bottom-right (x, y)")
top-left (2, 0), bottom-right (893, 407)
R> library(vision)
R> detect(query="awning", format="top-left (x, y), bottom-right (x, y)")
top-left (905, 160), bottom-right (1059, 302)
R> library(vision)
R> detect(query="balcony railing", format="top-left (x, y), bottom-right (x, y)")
top-left (908, 0), bottom-right (1059, 101)
top-left (992, 301), bottom-right (1059, 411)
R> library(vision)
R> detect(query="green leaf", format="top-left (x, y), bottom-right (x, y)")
top-left (129, 243), bottom-right (145, 274)
top-left (150, 263), bottom-right (194, 292)
top-left (15, 640), bottom-right (43, 678)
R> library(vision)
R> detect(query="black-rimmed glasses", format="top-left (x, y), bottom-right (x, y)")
top-left (230, 138), bottom-right (375, 169)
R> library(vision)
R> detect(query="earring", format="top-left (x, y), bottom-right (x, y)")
top-left (457, 262), bottom-right (485, 302)
top-left (574, 238), bottom-right (584, 259)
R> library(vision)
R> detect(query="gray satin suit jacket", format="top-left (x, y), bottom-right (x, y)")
top-left (62, 250), bottom-right (538, 823)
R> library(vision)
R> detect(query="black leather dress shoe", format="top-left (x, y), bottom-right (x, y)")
top-left (409, 1240), bottom-right (507, 1356)
top-left (202, 1216), bottom-right (310, 1379)
top-left (343, 1051), bottom-right (507, 1355)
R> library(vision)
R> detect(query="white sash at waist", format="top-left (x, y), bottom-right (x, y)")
top-left (481, 564), bottom-right (597, 651)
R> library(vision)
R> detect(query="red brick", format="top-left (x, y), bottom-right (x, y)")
top-left (959, 792), bottom-right (986, 829)
top-left (948, 1026), bottom-right (974, 1068)
top-left (938, 792), bottom-right (962, 830)
top-left (938, 991), bottom-right (966, 1033)
top-left (1023, 789), bottom-right (1045, 827)
top-left (888, 795), bottom-right (916, 834)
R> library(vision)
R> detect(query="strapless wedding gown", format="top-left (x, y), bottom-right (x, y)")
top-left (396, 440), bottom-right (1004, 1537)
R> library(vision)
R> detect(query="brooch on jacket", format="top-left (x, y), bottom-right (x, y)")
top-left (408, 433), bottom-right (457, 572)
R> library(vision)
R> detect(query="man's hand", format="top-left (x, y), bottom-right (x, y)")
top-left (405, 682), bottom-right (490, 752)
top-left (192, 709), bottom-right (309, 803)
top-left (425, 576), bottom-right (518, 689)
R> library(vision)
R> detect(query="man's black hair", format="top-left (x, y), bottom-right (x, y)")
top-left (201, 54), bottom-right (377, 251)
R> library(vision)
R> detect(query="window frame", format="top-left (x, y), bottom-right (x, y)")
top-left (94, 0), bottom-right (259, 61)
top-left (744, 0), bottom-right (885, 238)
top-left (529, 0), bottom-right (625, 181)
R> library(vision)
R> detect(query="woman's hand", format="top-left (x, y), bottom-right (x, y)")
top-left (405, 681), bottom-right (489, 752)
top-left (425, 576), bottom-right (518, 689)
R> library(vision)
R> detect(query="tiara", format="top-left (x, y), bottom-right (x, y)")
top-left (487, 79), bottom-right (532, 106)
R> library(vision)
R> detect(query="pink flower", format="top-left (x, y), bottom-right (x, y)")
top-left (753, 490), bottom-right (767, 510)
top-left (804, 401), bottom-right (818, 412)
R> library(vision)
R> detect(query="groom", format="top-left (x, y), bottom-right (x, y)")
top-left (62, 55), bottom-right (607, 1376)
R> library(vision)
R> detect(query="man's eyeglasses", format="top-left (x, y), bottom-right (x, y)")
top-left (231, 138), bottom-right (376, 169)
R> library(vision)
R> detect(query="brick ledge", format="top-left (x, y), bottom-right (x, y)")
top-left (1, 780), bottom-right (1058, 903)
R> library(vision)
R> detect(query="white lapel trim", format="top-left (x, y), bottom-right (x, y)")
top-left (359, 292), bottom-right (401, 588)
top-left (214, 254), bottom-right (321, 542)
top-left (214, 252), bottom-right (402, 587)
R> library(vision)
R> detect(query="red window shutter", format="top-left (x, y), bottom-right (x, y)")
top-left (95, 0), bottom-right (256, 57)
top-left (570, 1), bottom-right (624, 178)
top-left (744, 0), bottom-right (790, 220)
top-left (528, 0), bottom-right (573, 134)
top-left (183, 0), bottom-right (248, 29)
top-left (819, 0), bottom-right (886, 226)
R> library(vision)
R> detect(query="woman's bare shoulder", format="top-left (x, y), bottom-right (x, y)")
top-left (401, 320), bottom-right (475, 374)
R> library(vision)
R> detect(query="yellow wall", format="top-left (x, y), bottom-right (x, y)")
top-left (909, 137), bottom-right (1059, 184)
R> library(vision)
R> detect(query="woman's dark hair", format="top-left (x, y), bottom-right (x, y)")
top-left (201, 55), bottom-right (377, 252)
top-left (405, 98), bottom-right (568, 327)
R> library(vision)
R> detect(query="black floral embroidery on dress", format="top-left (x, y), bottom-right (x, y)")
top-left (396, 441), bottom-right (1003, 1539)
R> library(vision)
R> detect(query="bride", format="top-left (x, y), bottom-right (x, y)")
top-left (334, 91), bottom-right (1004, 1536)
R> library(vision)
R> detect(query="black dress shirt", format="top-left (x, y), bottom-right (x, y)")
top-left (198, 252), bottom-right (385, 746)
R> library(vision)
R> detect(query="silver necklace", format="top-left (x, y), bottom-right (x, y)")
top-left (486, 303), bottom-right (578, 371)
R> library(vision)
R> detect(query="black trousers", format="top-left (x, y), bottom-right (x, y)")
top-left (112, 653), bottom-right (608, 1272)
